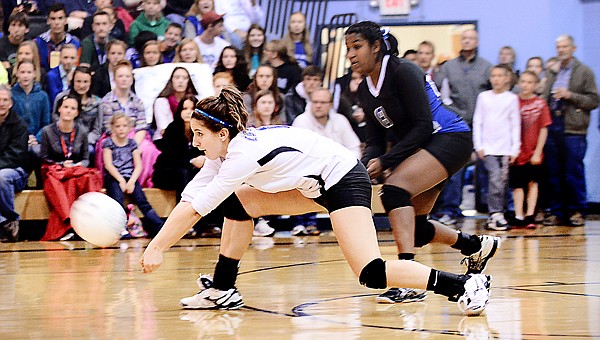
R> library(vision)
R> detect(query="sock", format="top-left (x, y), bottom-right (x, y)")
top-left (398, 253), bottom-right (415, 260)
top-left (426, 269), bottom-right (468, 301)
top-left (451, 231), bottom-right (482, 256)
top-left (515, 215), bottom-right (524, 220)
top-left (211, 254), bottom-right (240, 290)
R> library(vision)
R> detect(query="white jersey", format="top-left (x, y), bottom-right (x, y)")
top-left (181, 126), bottom-right (359, 216)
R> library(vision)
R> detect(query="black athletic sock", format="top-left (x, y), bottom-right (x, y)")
top-left (211, 254), bottom-right (240, 290)
top-left (398, 253), bottom-right (415, 260)
top-left (426, 269), bottom-right (469, 301)
top-left (451, 231), bottom-right (482, 256)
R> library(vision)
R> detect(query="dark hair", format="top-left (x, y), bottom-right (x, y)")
top-left (174, 95), bottom-right (199, 125)
top-left (140, 40), bottom-right (162, 67)
top-left (243, 24), bottom-right (266, 66)
top-left (214, 46), bottom-right (249, 90)
top-left (92, 10), bottom-right (110, 22)
top-left (251, 89), bottom-right (282, 127)
top-left (519, 70), bottom-right (540, 83)
top-left (526, 56), bottom-right (543, 68)
top-left (48, 3), bottom-right (67, 15)
top-left (134, 31), bottom-right (158, 52)
top-left (158, 66), bottom-right (198, 97)
top-left (493, 63), bottom-right (514, 74)
top-left (69, 66), bottom-right (94, 98)
top-left (301, 65), bottom-right (323, 80)
top-left (345, 21), bottom-right (399, 60)
top-left (192, 85), bottom-right (248, 138)
top-left (8, 11), bottom-right (29, 28)
top-left (246, 64), bottom-right (283, 114)
top-left (55, 92), bottom-right (82, 117)
top-left (166, 22), bottom-right (183, 33)
top-left (402, 49), bottom-right (417, 58)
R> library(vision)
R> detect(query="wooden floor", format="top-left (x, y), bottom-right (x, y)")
top-left (1, 218), bottom-right (600, 339)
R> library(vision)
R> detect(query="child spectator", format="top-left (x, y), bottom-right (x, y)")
top-left (213, 72), bottom-right (234, 95)
top-left (0, 12), bottom-right (29, 72)
top-left (193, 11), bottom-right (229, 71)
top-left (80, 11), bottom-right (113, 71)
top-left (140, 40), bottom-right (163, 68)
top-left (103, 113), bottom-right (164, 237)
top-left (92, 39), bottom-right (127, 98)
top-left (213, 46), bottom-right (250, 92)
top-left (264, 39), bottom-right (302, 95)
top-left (248, 89), bottom-right (282, 127)
top-left (510, 71), bottom-right (552, 228)
top-left (525, 56), bottom-right (546, 95)
top-left (11, 59), bottom-right (50, 153)
top-left (13, 41), bottom-right (43, 85)
top-left (243, 24), bottom-right (265, 78)
top-left (53, 66), bottom-right (102, 161)
top-left (98, 60), bottom-right (160, 188)
top-left (242, 64), bottom-right (284, 120)
top-left (152, 66), bottom-right (198, 139)
top-left (40, 93), bottom-right (102, 241)
top-left (35, 3), bottom-right (81, 71)
top-left (184, 0), bottom-right (214, 38)
top-left (174, 38), bottom-right (204, 63)
top-left (472, 64), bottom-right (521, 231)
top-left (129, 0), bottom-right (170, 45)
top-left (46, 44), bottom-right (78, 105)
top-left (160, 23), bottom-right (183, 63)
top-left (281, 12), bottom-right (312, 68)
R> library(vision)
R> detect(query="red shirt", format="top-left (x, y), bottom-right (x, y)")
top-left (515, 96), bottom-right (552, 165)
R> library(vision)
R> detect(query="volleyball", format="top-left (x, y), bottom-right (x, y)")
top-left (70, 192), bottom-right (127, 247)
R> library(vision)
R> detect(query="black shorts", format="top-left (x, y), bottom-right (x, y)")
top-left (314, 162), bottom-right (372, 213)
top-left (423, 132), bottom-right (473, 176)
top-left (509, 163), bottom-right (543, 189)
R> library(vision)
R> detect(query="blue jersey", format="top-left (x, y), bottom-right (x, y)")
top-left (425, 74), bottom-right (470, 134)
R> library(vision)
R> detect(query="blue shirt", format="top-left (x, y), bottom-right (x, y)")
top-left (425, 74), bottom-right (470, 134)
top-left (102, 137), bottom-right (137, 178)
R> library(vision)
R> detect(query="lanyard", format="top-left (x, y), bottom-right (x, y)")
top-left (94, 39), bottom-right (107, 65)
top-left (58, 123), bottom-right (76, 159)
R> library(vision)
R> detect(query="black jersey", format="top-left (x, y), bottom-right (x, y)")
top-left (358, 55), bottom-right (434, 169)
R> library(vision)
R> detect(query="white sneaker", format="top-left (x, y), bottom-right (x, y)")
top-left (486, 213), bottom-right (509, 231)
top-left (376, 288), bottom-right (427, 303)
top-left (180, 287), bottom-right (244, 310)
top-left (457, 274), bottom-right (491, 316)
top-left (253, 218), bottom-right (275, 237)
top-left (291, 225), bottom-right (306, 236)
top-left (461, 235), bottom-right (501, 274)
top-left (196, 273), bottom-right (213, 290)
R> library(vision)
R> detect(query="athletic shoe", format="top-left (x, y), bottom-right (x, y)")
top-left (253, 218), bottom-right (275, 237)
top-left (542, 214), bottom-right (560, 226)
top-left (291, 225), bottom-right (306, 236)
top-left (457, 274), bottom-right (491, 316)
top-left (436, 214), bottom-right (457, 226)
top-left (180, 287), bottom-right (244, 310)
top-left (196, 273), bottom-right (214, 290)
top-left (461, 235), bottom-right (501, 274)
top-left (569, 212), bottom-right (585, 226)
top-left (524, 215), bottom-right (536, 229)
top-left (304, 225), bottom-right (321, 236)
top-left (0, 220), bottom-right (19, 242)
top-left (376, 288), bottom-right (427, 303)
top-left (485, 214), bottom-right (509, 231)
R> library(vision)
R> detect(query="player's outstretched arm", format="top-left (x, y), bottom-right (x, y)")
top-left (140, 202), bottom-right (202, 273)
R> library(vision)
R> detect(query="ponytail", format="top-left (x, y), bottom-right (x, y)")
top-left (192, 85), bottom-right (248, 138)
top-left (346, 21), bottom-right (399, 60)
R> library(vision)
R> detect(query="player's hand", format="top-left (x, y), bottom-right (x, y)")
top-left (530, 154), bottom-right (542, 165)
top-left (190, 155), bottom-right (206, 168)
top-left (125, 181), bottom-right (135, 194)
top-left (366, 158), bottom-right (382, 179)
top-left (140, 247), bottom-right (163, 274)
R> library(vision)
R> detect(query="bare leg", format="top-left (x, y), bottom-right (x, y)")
top-left (219, 218), bottom-right (254, 259)
top-left (526, 182), bottom-right (538, 216)
top-left (513, 188), bottom-right (525, 218)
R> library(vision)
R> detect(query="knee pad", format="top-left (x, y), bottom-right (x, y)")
top-left (414, 215), bottom-right (435, 247)
top-left (380, 185), bottom-right (412, 213)
top-left (222, 193), bottom-right (252, 221)
top-left (359, 258), bottom-right (387, 289)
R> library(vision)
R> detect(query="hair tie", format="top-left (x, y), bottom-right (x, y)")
top-left (194, 108), bottom-right (234, 128)
top-left (380, 27), bottom-right (391, 51)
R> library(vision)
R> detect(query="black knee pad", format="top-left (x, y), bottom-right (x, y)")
top-left (414, 215), bottom-right (435, 247)
top-left (222, 193), bottom-right (252, 221)
top-left (359, 258), bottom-right (387, 289)
top-left (380, 185), bottom-right (412, 213)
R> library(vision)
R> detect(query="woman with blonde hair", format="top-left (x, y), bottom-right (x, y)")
top-left (281, 12), bottom-right (313, 68)
top-left (12, 41), bottom-right (43, 84)
top-left (184, 0), bottom-right (215, 38)
top-left (174, 38), bottom-right (205, 63)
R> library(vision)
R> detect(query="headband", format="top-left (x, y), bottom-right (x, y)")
top-left (194, 108), bottom-right (234, 128)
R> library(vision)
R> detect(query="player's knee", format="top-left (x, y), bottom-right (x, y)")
top-left (380, 185), bottom-right (412, 213)
top-left (414, 215), bottom-right (435, 247)
top-left (222, 193), bottom-right (252, 221)
top-left (359, 258), bottom-right (387, 289)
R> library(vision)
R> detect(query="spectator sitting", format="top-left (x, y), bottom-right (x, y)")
top-left (40, 93), bottom-right (103, 241)
top-left (264, 39), bottom-right (302, 95)
top-left (129, 0), bottom-right (170, 45)
top-left (92, 39), bottom-right (127, 98)
top-left (281, 12), bottom-right (312, 68)
top-left (140, 40), bottom-right (163, 68)
top-left (12, 41), bottom-right (45, 86)
top-left (45, 44), bottom-right (78, 105)
top-left (0, 85), bottom-right (29, 242)
top-left (173, 38), bottom-right (204, 63)
top-left (334, 69), bottom-right (366, 142)
top-left (80, 10), bottom-right (114, 72)
top-left (283, 65), bottom-right (323, 124)
top-left (126, 31), bottom-right (158, 69)
top-left (213, 72), bottom-right (234, 96)
top-left (0, 11), bottom-right (29, 72)
top-left (52, 66), bottom-right (102, 162)
top-left (248, 89), bottom-right (282, 128)
top-left (160, 23), bottom-right (183, 63)
top-left (184, 0), bottom-right (214, 38)
top-left (213, 46), bottom-right (250, 92)
top-left (242, 64), bottom-right (284, 122)
top-left (214, 0), bottom-right (263, 49)
top-left (242, 24), bottom-right (266, 77)
top-left (152, 66), bottom-right (198, 140)
top-left (77, 1), bottom-right (127, 42)
top-left (35, 3), bottom-right (81, 71)
top-left (402, 49), bottom-right (417, 63)
top-left (192, 10), bottom-right (229, 71)
top-left (103, 113), bottom-right (164, 237)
